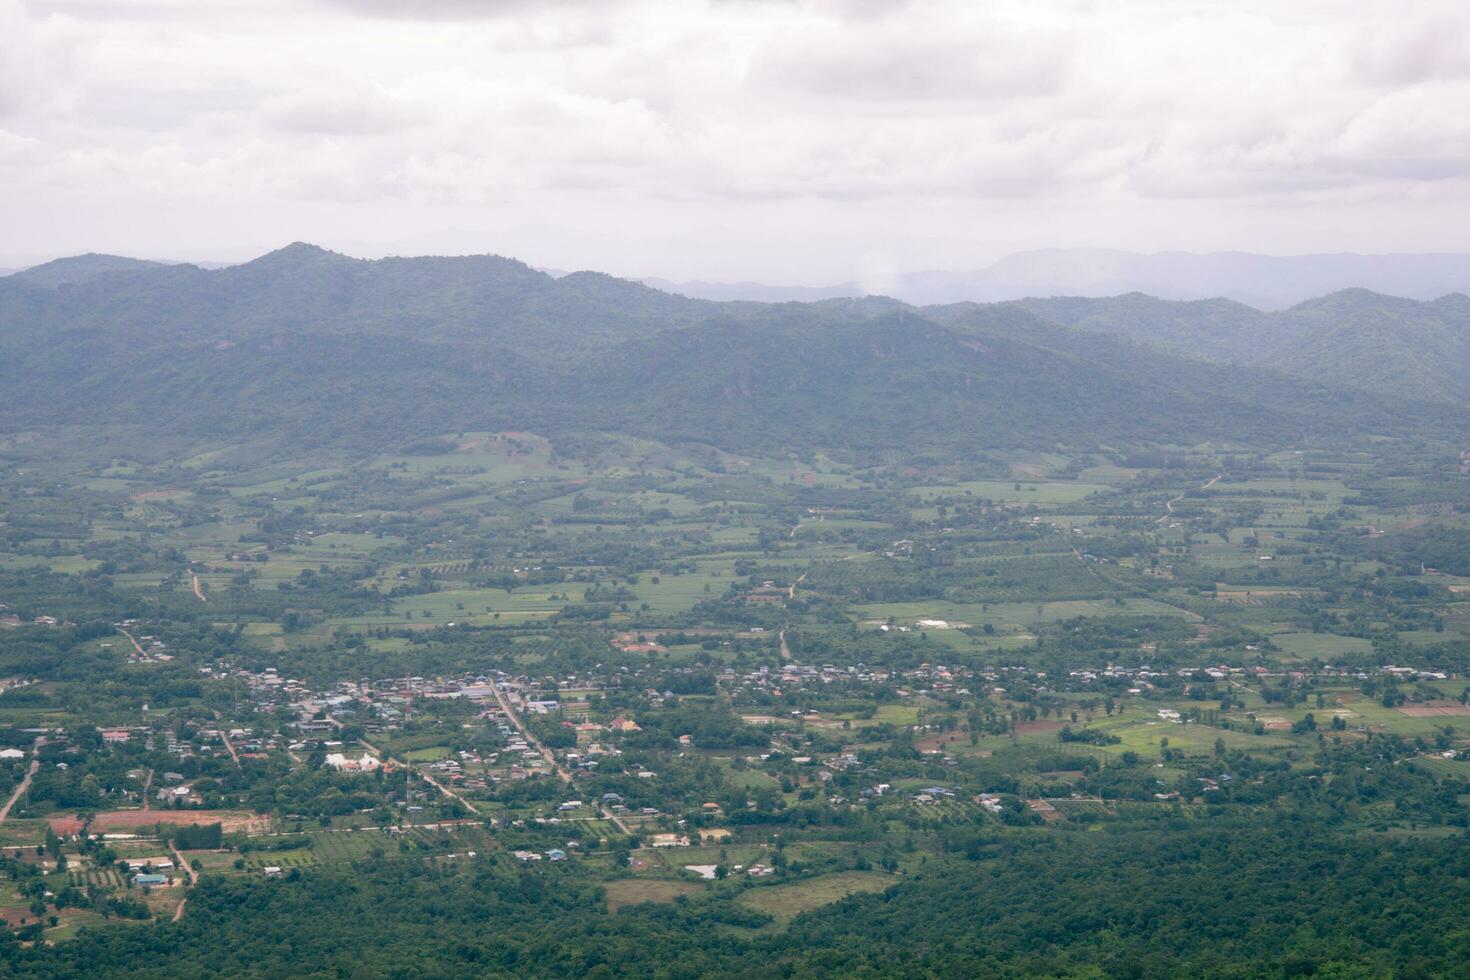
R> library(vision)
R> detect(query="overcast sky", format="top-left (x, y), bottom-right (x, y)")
top-left (3, 0), bottom-right (1469, 282)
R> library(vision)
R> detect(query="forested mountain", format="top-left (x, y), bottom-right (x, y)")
top-left (1014, 293), bottom-right (1276, 361)
top-left (1019, 288), bottom-right (1470, 404)
top-left (2, 244), bottom-right (1463, 460)
top-left (1267, 291), bottom-right (1470, 404)
top-left (2, 244), bottom-right (706, 352)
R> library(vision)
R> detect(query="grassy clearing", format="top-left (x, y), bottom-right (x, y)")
top-left (737, 871), bottom-right (894, 924)
top-left (605, 878), bottom-right (701, 911)
top-left (1270, 632), bottom-right (1374, 658)
top-left (908, 480), bottom-right (1108, 505)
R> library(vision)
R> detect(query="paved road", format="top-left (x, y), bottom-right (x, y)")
top-left (490, 684), bottom-right (635, 836)
top-left (358, 737), bottom-right (475, 812)
top-left (212, 711), bottom-right (242, 769)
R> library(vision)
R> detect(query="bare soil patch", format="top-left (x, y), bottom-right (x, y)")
top-left (48, 809), bottom-right (268, 835)
top-left (129, 489), bottom-right (179, 502)
top-left (1398, 702), bottom-right (1470, 717)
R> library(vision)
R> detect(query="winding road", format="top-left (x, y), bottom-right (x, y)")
top-left (168, 840), bottom-right (197, 922)
top-left (1159, 474), bottom-right (1222, 523)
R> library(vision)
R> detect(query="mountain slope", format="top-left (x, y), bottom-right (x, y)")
top-left (1263, 290), bottom-right (1470, 404)
top-left (1011, 294), bottom-right (1278, 362)
top-left (9, 253), bottom-right (170, 288)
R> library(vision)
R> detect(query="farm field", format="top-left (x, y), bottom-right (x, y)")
top-left (2, 410), bottom-right (1470, 976)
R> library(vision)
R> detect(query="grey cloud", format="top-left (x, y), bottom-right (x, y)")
top-left (751, 24), bottom-right (1072, 101)
top-left (1350, 16), bottom-right (1470, 85)
top-left (260, 86), bottom-right (418, 136)
top-left (316, 0), bottom-right (600, 19)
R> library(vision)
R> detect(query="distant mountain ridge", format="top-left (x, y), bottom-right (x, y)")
top-left (9, 253), bottom-right (171, 288)
top-left (1, 243), bottom-right (1463, 460)
top-left (642, 277), bottom-right (863, 303)
top-left (647, 249), bottom-right (1470, 310)
top-left (18, 246), bottom-right (1470, 310)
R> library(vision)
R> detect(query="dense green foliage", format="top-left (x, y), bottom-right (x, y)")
top-left (1020, 289), bottom-right (1470, 405)
top-left (5, 823), bottom-right (1469, 977)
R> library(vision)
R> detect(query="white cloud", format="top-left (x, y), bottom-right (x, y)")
top-left (3, 0), bottom-right (1470, 277)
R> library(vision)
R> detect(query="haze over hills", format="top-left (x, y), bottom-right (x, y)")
top-left (649, 248), bottom-right (1470, 310)
top-left (641, 277), bottom-right (862, 304)
top-left (8, 253), bottom-right (172, 289)
top-left (14, 246), bottom-right (1470, 311)
top-left (2, 244), bottom-right (1465, 461)
top-left (1018, 289), bottom-right (1470, 405)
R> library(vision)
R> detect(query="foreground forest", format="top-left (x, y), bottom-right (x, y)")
top-left (2, 248), bottom-right (1470, 977)
top-left (8, 823), bottom-right (1469, 978)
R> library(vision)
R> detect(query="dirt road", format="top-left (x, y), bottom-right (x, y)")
top-left (1159, 474), bottom-right (1222, 523)
top-left (787, 571), bottom-right (806, 599)
top-left (168, 841), bottom-right (197, 922)
top-left (0, 740), bottom-right (40, 823)
top-left (117, 626), bottom-right (146, 656)
top-left (191, 573), bottom-right (207, 603)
